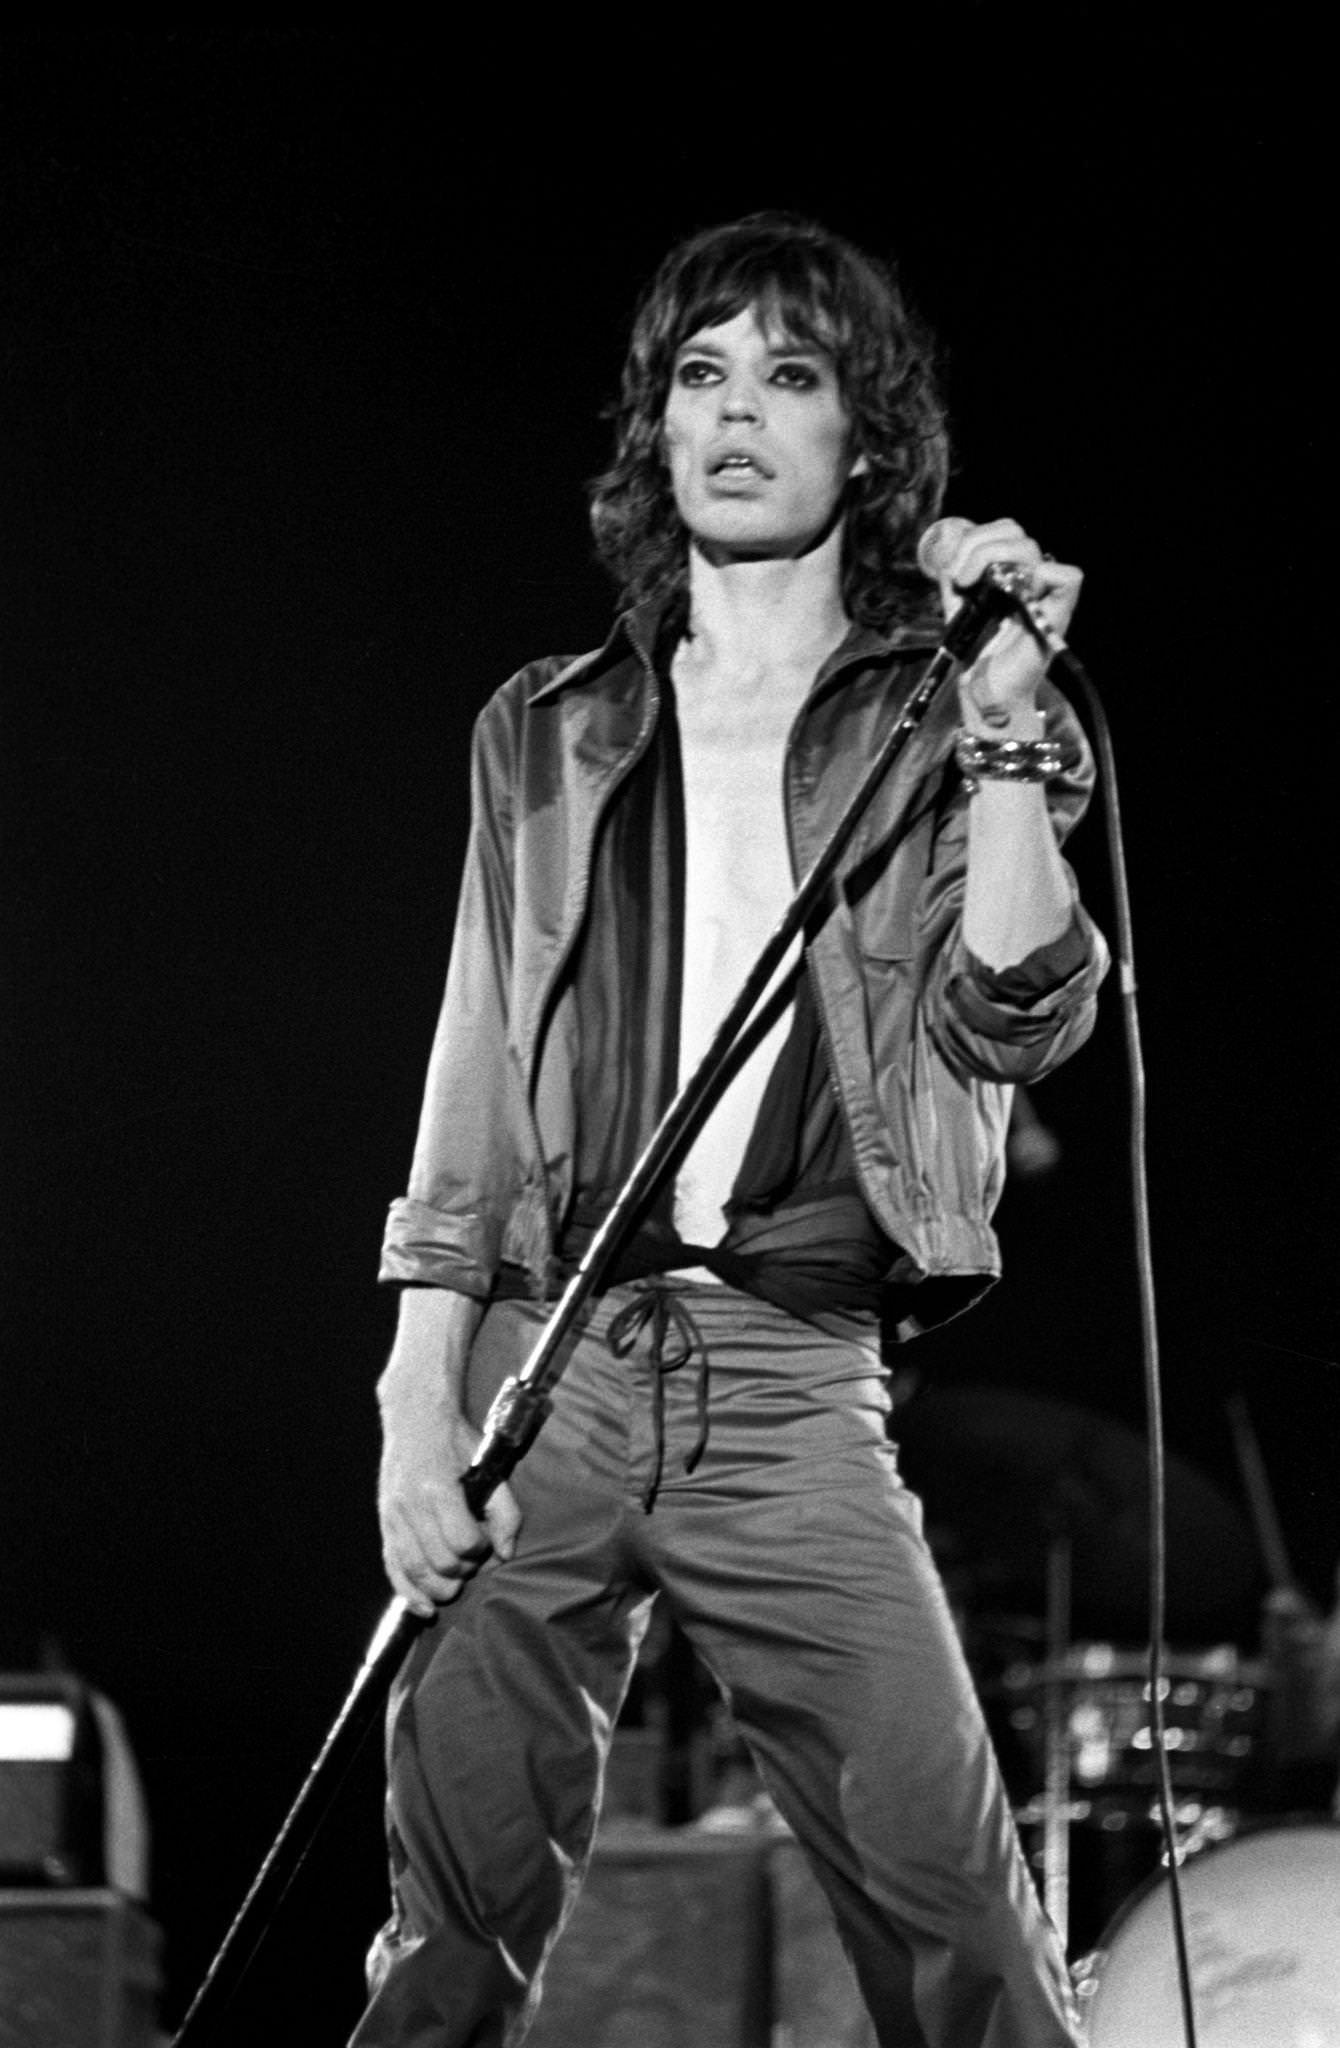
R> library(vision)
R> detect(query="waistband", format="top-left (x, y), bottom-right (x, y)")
top-left (601, 1275), bottom-right (880, 1512)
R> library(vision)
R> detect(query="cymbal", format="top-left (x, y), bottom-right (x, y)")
top-left (892, 1386), bottom-right (1264, 1639)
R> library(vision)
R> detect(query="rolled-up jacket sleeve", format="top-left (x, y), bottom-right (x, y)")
top-left (379, 695), bottom-right (521, 1295)
top-left (933, 905), bottom-right (1109, 1077)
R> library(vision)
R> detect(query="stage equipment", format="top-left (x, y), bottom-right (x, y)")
top-left (1003, 1642), bottom-right (1267, 1816)
top-left (172, 537), bottom-right (1103, 2044)
top-left (1074, 1821), bottom-right (1340, 2044)
top-left (1226, 1392), bottom-right (1301, 1596)
top-left (0, 1676), bottom-right (151, 1901)
top-left (897, 1386), bottom-right (1262, 1964)
top-left (526, 1828), bottom-right (772, 2048)
top-left (0, 1889), bottom-right (161, 2048)
top-left (525, 1824), bottom-right (876, 2048)
top-left (0, 1677), bottom-right (104, 1888)
top-left (0, 1678), bottom-right (159, 2045)
top-left (1006, 1641), bottom-right (1266, 1957)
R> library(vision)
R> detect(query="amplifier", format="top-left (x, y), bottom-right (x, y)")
top-left (0, 1889), bottom-right (162, 2048)
top-left (527, 1824), bottom-right (876, 2048)
top-left (528, 1827), bottom-right (771, 2048)
top-left (0, 1678), bottom-right (105, 1887)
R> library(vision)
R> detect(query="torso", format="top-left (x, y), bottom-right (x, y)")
top-left (670, 640), bottom-right (813, 1254)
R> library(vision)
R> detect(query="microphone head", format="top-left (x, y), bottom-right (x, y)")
top-left (915, 515), bottom-right (973, 582)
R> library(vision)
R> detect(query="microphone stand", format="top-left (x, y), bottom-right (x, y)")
top-left (172, 570), bottom-right (1044, 2046)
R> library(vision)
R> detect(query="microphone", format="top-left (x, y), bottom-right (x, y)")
top-left (916, 515), bottom-right (974, 583)
top-left (916, 516), bottom-right (1070, 666)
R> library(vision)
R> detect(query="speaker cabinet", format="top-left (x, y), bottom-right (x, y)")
top-left (527, 1826), bottom-right (876, 2048)
top-left (769, 1837), bottom-right (876, 2048)
top-left (0, 1890), bottom-right (162, 2048)
top-left (528, 1829), bottom-right (771, 2048)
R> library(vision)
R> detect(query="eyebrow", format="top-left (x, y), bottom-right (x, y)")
top-left (674, 337), bottom-right (829, 360)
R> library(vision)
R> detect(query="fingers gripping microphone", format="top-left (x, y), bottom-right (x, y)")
top-left (917, 517), bottom-right (1070, 667)
top-left (917, 516), bottom-right (1032, 665)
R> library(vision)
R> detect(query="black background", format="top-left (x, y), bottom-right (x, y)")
top-left (1, 28), bottom-right (1330, 2041)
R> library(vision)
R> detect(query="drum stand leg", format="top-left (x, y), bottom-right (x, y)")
top-left (1041, 1532), bottom-right (1072, 1949)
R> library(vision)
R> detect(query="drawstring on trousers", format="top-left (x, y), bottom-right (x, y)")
top-left (605, 1283), bottom-right (709, 1512)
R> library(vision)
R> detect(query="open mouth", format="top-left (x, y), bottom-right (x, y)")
top-left (708, 450), bottom-right (771, 479)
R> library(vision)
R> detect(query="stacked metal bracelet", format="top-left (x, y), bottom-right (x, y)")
top-left (954, 730), bottom-right (1063, 793)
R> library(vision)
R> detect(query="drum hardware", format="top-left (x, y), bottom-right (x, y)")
top-left (1000, 1643), bottom-right (1269, 1812)
top-left (1160, 1801), bottom-right (1239, 1861)
top-left (1014, 1795), bottom-right (1237, 1844)
top-left (1018, 1794), bottom-right (1243, 1963)
top-left (1072, 1819), bottom-right (1340, 2045)
top-left (1040, 1529), bottom-right (1073, 1949)
top-left (1000, 1635), bottom-right (1270, 1962)
top-left (894, 1385), bottom-right (1268, 1996)
top-left (1227, 1391), bottom-right (1340, 1808)
top-left (1226, 1392), bottom-right (1296, 1595)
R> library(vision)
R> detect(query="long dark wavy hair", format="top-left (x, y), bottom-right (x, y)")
top-left (589, 213), bottom-right (950, 629)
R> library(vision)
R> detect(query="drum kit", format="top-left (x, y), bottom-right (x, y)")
top-left (893, 1385), bottom-right (1340, 2046)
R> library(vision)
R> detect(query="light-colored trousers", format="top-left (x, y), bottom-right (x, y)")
top-left (349, 1284), bottom-right (1080, 2048)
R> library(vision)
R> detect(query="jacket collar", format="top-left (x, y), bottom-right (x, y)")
top-left (526, 592), bottom-right (945, 707)
top-left (524, 604), bottom-right (659, 706)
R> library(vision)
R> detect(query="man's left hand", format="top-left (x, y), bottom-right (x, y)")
top-left (933, 516), bottom-right (1083, 729)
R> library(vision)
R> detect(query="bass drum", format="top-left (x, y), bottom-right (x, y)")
top-left (1079, 1821), bottom-right (1340, 2046)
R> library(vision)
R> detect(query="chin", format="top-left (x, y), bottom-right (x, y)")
top-left (683, 492), bottom-right (839, 565)
top-left (689, 516), bottom-right (814, 562)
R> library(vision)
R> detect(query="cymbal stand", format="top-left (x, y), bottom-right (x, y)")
top-left (1040, 1530), bottom-right (1073, 1948)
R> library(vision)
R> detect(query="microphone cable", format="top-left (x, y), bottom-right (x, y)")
top-left (904, 518), bottom-right (1200, 2041)
top-left (1047, 633), bottom-right (1200, 2048)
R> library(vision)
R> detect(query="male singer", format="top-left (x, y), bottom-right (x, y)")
top-left (353, 212), bottom-right (1108, 2047)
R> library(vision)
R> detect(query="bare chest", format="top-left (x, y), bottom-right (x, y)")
top-left (673, 680), bottom-right (799, 909)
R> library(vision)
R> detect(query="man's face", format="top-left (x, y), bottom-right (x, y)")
top-left (662, 304), bottom-right (866, 562)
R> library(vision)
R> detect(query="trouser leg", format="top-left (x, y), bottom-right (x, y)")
top-left (634, 1291), bottom-right (1081, 2048)
top-left (348, 1300), bottom-right (653, 2048)
top-left (350, 1285), bottom-right (1080, 2047)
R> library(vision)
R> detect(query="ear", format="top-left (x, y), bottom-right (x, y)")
top-left (848, 449), bottom-right (870, 481)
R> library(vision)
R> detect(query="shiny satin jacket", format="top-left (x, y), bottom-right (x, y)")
top-left (381, 602), bottom-right (1109, 1334)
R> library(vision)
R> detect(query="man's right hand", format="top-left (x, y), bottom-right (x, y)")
top-left (378, 1408), bottom-right (522, 1617)
top-left (376, 1290), bottom-right (523, 1618)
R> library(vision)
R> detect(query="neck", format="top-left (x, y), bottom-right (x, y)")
top-left (678, 527), bottom-right (851, 689)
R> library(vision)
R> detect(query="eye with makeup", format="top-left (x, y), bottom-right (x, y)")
top-left (769, 359), bottom-right (823, 390)
top-left (672, 357), bottom-right (720, 388)
top-left (672, 354), bottom-right (826, 391)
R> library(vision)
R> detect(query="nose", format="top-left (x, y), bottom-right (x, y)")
top-left (718, 372), bottom-right (762, 423)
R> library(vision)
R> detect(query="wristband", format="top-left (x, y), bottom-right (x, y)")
top-left (955, 730), bottom-right (1063, 793)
